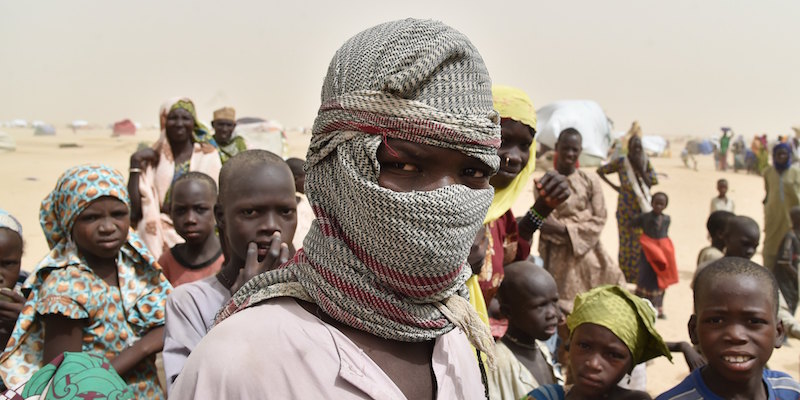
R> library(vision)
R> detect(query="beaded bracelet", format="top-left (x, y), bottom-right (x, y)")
top-left (526, 206), bottom-right (545, 232)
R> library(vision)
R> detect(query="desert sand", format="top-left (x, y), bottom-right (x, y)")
top-left (0, 127), bottom-right (797, 394)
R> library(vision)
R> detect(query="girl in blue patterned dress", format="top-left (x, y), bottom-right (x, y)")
top-left (0, 164), bottom-right (172, 399)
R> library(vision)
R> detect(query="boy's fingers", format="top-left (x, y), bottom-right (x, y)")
top-left (277, 243), bottom-right (290, 266)
top-left (245, 242), bottom-right (259, 268)
top-left (266, 233), bottom-right (282, 265)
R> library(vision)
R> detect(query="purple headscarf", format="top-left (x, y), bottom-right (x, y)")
top-left (773, 142), bottom-right (793, 172)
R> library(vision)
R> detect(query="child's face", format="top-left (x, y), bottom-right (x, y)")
top-left (507, 275), bottom-right (560, 341)
top-left (377, 138), bottom-right (492, 192)
top-left (218, 166), bottom-right (297, 267)
top-left (71, 197), bottom-right (130, 261)
top-left (724, 224), bottom-right (760, 259)
top-left (690, 275), bottom-right (784, 385)
top-left (651, 195), bottom-right (667, 215)
top-left (555, 133), bottom-right (582, 173)
top-left (489, 119), bottom-right (534, 190)
top-left (717, 182), bottom-right (728, 196)
top-left (0, 229), bottom-right (22, 290)
top-left (293, 171), bottom-right (306, 195)
top-left (568, 323), bottom-right (633, 397)
top-left (170, 180), bottom-right (217, 245)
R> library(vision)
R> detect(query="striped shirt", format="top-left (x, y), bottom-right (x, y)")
top-left (656, 368), bottom-right (800, 400)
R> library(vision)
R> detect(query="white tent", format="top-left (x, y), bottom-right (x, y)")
top-left (641, 135), bottom-right (669, 156)
top-left (0, 131), bottom-right (15, 152)
top-left (233, 119), bottom-right (287, 157)
top-left (70, 120), bottom-right (89, 129)
top-left (535, 100), bottom-right (613, 166)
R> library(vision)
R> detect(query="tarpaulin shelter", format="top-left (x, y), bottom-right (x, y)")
top-left (535, 100), bottom-right (614, 166)
top-left (112, 119), bottom-right (137, 136)
top-left (34, 124), bottom-right (56, 136)
top-left (234, 118), bottom-right (287, 157)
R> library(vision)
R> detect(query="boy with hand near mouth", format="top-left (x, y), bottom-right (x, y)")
top-left (657, 258), bottom-right (800, 400)
top-left (162, 150), bottom-right (296, 392)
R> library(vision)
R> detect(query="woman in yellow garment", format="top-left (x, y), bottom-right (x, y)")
top-left (467, 85), bottom-right (569, 325)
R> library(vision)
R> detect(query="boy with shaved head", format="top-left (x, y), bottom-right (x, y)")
top-left (489, 261), bottom-right (562, 399)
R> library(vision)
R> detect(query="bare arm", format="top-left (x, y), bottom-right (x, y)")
top-left (596, 167), bottom-right (621, 193)
top-left (110, 326), bottom-right (165, 375)
top-left (42, 314), bottom-right (85, 364)
top-left (128, 149), bottom-right (158, 226)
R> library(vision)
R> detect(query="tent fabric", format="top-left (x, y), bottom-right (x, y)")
top-left (34, 124), bottom-right (56, 136)
top-left (233, 120), bottom-right (287, 157)
top-left (641, 135), bottom-right (668, 156)
top-left (112, 119), bottom-right (137, 136)
top-left (535, 100), bottom-right (613, 161)
top-left (0, 131), bottom-right (15, 152)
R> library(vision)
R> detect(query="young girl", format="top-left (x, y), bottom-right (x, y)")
top-left (525, 285), bottom-right (672, 400)
top-left (0, 164), bottom-right (172, 398)
top-left (634, 192), bottom-right (678, 318)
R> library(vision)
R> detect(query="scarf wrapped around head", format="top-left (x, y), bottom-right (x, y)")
top-left (218, 18), bottom-right (500, 362)
top-left (773, 142), bottom-right (793, 172)
top-left (0, 209), bottom-right (22, 236)
top-left (156, 97), bottom-right (214, 148)
top-left (567, 285), bottom-right (671, 366)
top-left (484, 85), bottom-right (537, 223)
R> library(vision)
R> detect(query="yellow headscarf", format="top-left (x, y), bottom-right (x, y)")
top-left (485, 85), bottom-right (537, 223)
top-left (567, 285), bottom-right (672, 365)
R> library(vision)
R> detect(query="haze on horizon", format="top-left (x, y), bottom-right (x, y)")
top-left (1, 0), bottom-right (798, 138)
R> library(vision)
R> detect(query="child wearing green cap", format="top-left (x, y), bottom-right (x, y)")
top-left (525, 285), bottom-right (672, 400)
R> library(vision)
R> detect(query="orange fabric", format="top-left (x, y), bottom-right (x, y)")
top-left (639, 234), bottom-right (678, 289)
top-left (158, 250), bottom-right (224, 287)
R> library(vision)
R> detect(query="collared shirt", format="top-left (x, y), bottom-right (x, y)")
top-left (170, 297), bottom-right (486, 399)
top-left (656, 368), bottom-right (800, 400)
top-left (488, 340), bottom-right (562, 400)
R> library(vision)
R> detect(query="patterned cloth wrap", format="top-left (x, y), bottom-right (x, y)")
top-left (0, 210), bottom-right (22, 235)
top-left (0, 164), bottom-right (170, 391)
top-left (217, 18), bottom-right (501, 362)
top-left (1, 352), bottom-right (133, 400)
top-left (567, 285), bottom-right (672, 365)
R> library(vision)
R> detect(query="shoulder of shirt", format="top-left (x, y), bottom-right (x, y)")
top-left (655, 372), bottom-right (704, 400)
top-left (764, 369), bottom-right (800, 393)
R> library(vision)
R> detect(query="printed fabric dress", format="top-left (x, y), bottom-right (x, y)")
top-left (0, 164), bottom-right (172, 399)
top-left (597, 157), bottom-right (658, 282)
top-left (538, 170), bottom-right (625, 312)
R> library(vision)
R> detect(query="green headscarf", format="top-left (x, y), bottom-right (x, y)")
top-left (168, 99), bottom-right (213, 144)
top-left (567, 285), bottom-right (672, 365)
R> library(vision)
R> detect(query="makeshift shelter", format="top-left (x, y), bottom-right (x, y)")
top-left (535, 100), bottom-right (614, 167)
top-left (233, 118), bottom-right (287, 157)
top-left (0, 131), bottom-right (15, 152)
top-left (641, 135), bottom-right (669, 157)
top-left (112, 119), bottom-right (137, 136)
top-left (70, 120), bottom-right (89, 129)
top-left (34, 124), bottom-right (56, 136)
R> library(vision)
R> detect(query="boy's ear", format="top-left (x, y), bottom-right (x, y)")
top-left (214, 203), bottom-right (225, 231)
top-left (688, 314), bottom-right (699, 345)
top-left (774, 319), bottom-right (786, 349)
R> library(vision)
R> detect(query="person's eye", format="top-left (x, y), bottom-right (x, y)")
top-left (385, 162), bottom-right (418, 172)
top-left (577, 342), bottom-right (590, 350)
top-left (112, 210), bottom-right (129, 218)
top-left (705, 317), bottom-right (723, 324)
top-left (749, 318), bottom-right (768, 325)
top-left (463, 168), bottom-right (488, 178)
top-left (241, 209), bottom-right (257, 217)
top-left (608, 351), bottom-right (626, 360)
top-left (281, 208), bottom-right (296, 217)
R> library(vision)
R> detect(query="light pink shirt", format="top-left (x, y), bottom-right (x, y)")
top-left (170, 297), bottom-right (486, 399)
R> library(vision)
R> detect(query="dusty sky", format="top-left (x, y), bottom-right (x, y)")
top-left (1, 0), bottom-right (798, 137)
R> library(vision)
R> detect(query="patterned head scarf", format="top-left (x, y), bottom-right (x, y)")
top-left (218, 19), bottom-right (500, 361)
top-left (485, 85), bottom-right (537, 223)
top-left (38, 164), bottom-right (155, 268)
top-left (773, 142), bottom-right (793, 172)
top-left (567, 285), bottom-right (672, 366)
top-left (0, 209), bottom-right (22, 236)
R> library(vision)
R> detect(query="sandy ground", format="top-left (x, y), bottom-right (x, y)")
top-left (0, 127), bottom-right (797, 394)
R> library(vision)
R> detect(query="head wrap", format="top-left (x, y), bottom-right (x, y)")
top-left (218, 19), bottom-right (500, 362)
top-left (0, 209), bottom-right (22, 236)
top-left (167, 99), bottom-right (213, 144)
top-left (773, 142), bottom-right (793, 172)
top-left (567, 285), bottom-right (672, 366)
top-left (485, 85), bottom-right (537, 223)
top-left (213, 107), bottom-right (236, 122)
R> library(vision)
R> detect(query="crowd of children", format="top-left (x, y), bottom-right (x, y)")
top-left (0, 17), bottom-right (799, 400)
